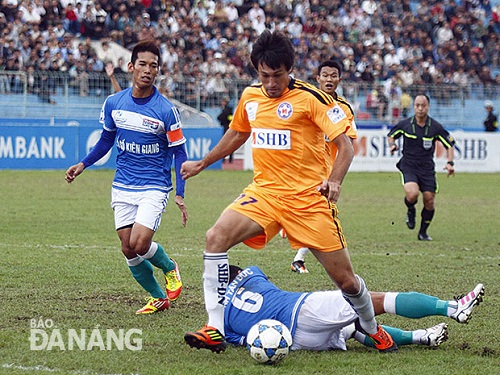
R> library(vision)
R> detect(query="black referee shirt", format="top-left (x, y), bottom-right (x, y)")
top-left (388, 116), bottom-right (455, 165)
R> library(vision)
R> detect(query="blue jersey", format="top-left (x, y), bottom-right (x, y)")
top-left (224, 266), bottom-right (310, 346)
top-left (99, 86), bottom-right (186, 193)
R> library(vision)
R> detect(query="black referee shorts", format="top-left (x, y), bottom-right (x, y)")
top-left (396, 160), bottom-right (438, 193)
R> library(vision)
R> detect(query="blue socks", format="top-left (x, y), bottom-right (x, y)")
top-left (396, 292), bottom-right (449, 318)
top-left (362, 325), bottom-right (413, 347)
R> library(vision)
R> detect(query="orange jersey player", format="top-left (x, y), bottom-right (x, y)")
top-left (181, 30), bottom-right (397, 355)
top-left (230, 78), bottom-right (351, 197)
top-left (291, 60), bottom-right (357, 274)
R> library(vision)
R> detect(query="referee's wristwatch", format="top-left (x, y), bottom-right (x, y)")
top-left (447, 161), bottom-right (455, 166)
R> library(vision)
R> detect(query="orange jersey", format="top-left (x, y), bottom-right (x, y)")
top-left (230, 78), bottom-right (352, 195)
top-left (325, 95), bottom-right (358, 169)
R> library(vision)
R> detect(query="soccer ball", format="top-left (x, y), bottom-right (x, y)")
top-left (246, 319), bottom-right (293, 365)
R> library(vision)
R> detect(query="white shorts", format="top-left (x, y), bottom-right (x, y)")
top-left (111, 188), bottom-right (169, 231)
top-left (292, 291), bottom-right (357, 351)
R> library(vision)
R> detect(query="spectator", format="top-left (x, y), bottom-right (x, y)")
top-left (213, 1), bottom-right (229, 29)
top-left (216, 96), bottom-right (234, 163)
top-left (400, 90), bottom-right (412, 118)
top-left (224, 2), bottom-right (239, 23)
top-left (436, 21), bottom-right (454, 46)
top-left (287, 16), bottom-right (303, 40)
top-left (190, 1), bottom-right (208, 26)
top-left (36, 60), bottom-right (56, 104)
top-left (69, 59), bottom-right (89, 97)
top-left (361, 0), bottom-right (378, 16)
top-left (205, 71), bottom-right (228, 105)
top-left (122, 24), bottom-right (138, 50)
top-left (0, 0), bottom-right (498, 125)
top-left (20, 3), bottom-right (42, 25)
top-left (98, 40), bottom-right (113, 63)
top-left (383, 46), bottom-right (400, 69)
top-left (483, 100), bottom-right (498, 132)
top-left (251, 14), bottom-right (266, 35)
top-left (212, 51), bottom-right (227, 73)
top-left (247, 1), bottom-right (265, 24)
top-left (273, 0), bottom-right (291, 20)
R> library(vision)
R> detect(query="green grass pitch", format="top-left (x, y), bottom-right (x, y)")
top-left (0, 170), bottom-right (498, 375)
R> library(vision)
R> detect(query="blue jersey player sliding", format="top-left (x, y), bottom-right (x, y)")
top-left (65, 40), bottom-right (186, 314)
top-left (225, 266), bottom-right (484, 351)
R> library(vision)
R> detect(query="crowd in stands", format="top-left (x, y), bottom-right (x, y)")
top-left (0, 0), bottom-right (499, 115)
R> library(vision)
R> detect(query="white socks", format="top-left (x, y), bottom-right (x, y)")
top-left (203, 252), bottom-right (229, 334)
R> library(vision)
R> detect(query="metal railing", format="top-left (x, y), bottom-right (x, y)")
top-left (0, 71), bottom-right (497, 129)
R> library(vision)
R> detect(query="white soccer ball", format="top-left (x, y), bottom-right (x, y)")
top-left (246, 319), bottom-right (293, 365)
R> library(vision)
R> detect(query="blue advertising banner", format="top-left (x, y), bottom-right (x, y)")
top-left (0, 119), bottom-right (223, 170)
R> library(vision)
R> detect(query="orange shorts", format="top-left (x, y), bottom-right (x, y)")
top-left (226, 184), bottom-right (347, 252)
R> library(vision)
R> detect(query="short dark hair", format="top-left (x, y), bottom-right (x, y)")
top-left (229, 265), bottom-right (243, 283)
top-left (250, 30), bottom-right (294, 71)
top-left (131, 40), bottom-right (161, 66)
top-left (317, 60), bottom-right (342, 76)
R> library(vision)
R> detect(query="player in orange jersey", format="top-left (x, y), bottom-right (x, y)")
top-left (290, 60), bottom-right (358, 274)
top-left (181, 30), bottom-right (397, 354)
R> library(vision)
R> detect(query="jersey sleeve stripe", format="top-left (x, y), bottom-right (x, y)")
top-left (437, 134), bottom-right (453, 148)
top-left (336, 95), bottom-right (355, 116)
top-left (291, 79), bottom-right (335, 105)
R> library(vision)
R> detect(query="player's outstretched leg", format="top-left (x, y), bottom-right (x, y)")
top-left (351, 322), bottom-right (448, 348)
top-left (354, 320), bottom-right (398, 352)
top-left (418, 323), bottom-right (448, 347)
top-left (450, 283), bottom-right (485, 324)
top-left (382, 284), bottom-right (485, 324)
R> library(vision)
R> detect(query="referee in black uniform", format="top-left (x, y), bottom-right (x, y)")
top-left (387, 94), bottom-right (455, 241)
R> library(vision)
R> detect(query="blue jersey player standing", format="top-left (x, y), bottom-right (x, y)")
top-left (65, 40), bottom-right (187, 314)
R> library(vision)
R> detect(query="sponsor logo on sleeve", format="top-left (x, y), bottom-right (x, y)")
top-left (245, 102), bottom-right (259, 121)
top-left (327, 105), bottom-right (347, 124)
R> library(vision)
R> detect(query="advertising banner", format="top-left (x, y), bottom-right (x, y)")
top-left (0, 119), bottom-right (223, 170)
top-left (244, 129), bottom-right (500, 172)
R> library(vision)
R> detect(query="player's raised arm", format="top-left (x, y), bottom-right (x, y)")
top-left (181, 129), bottom-right (250, 180)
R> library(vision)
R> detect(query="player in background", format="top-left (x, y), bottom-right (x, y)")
top-left (388, 94), bottom-right (455, 241)
top-left (65, 40), bottom-right (186, 314)
top-left (225, 265), bottom-right (485, 351)
top-left (181, 30), bottom-right (397, 354)
top-left (290, 60), bottom-right (357, 274)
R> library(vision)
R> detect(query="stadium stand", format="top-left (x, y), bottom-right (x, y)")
top-left (0, 0), bottom-right (498, 130)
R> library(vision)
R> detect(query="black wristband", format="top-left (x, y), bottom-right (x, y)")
top-left (447, 161), bottom-right (454, 166)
